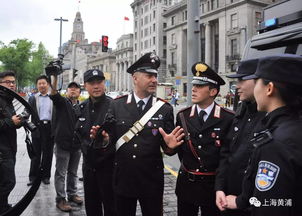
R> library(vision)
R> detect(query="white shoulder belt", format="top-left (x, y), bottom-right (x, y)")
top-left (116, 99), bottom-right (165, 151)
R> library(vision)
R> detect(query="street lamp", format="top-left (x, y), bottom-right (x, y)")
top-left (54, 17), bottom-right (68, 55)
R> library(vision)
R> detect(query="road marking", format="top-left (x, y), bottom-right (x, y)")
top-left (164, 165), bottom-right (178, 177)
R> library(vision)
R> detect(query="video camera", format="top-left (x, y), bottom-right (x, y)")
top-left (18, 111), bottom-right (37, 132)
top-left (45, 54), bottom-right (64, 76)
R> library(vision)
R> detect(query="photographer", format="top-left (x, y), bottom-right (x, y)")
top-left (49, 75), bottom-right (83, 212)
top-left (0, 71), bottom-right (22, 214)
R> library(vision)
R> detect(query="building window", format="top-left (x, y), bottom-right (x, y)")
top-left (231, 13), bottom-right (238, 29)
top-left (153, 23), bottom-right (156, 32)
top-left (163, 22), bottom-right (167, 28)
top-left (135, 21), bottom-right (137, 29)
top-left (153, 36), bottom-right (156, 45)
top-left (231, 39), bottom-right (238, 56)
top-left (207, 1), bottom-right (210, 11)
top-left (153, 10), bottom-right (156, 19)
top-left (211, 0), bottom-right (215, 10)
top-left (144, 4), bottom-right (149, 12)
top-left (140, 30), bottom-right (143, 38)
top-left (171, 16), bottom-right (175, 26)
top-left (134, 43), bottom-right (137, 51)
top-left (163, 36), bottom-right (167, 45)
top-left (141, 42), bottom-right (143, 49)
top-left (135, 32), bottom-right (137, 40)
top-left (255, 11), bottom-right (262, 26)
top-left (144, 40), bottom-right (148, 49)
top-left (144, 16), bottom-right (148, 25)
top-left (144, 28), bottom-right (148, 37)
top-left (182, 10), bottom-right (187, 21)
top-left (140, 18), bottom-right (143, 26)
top-left (163, 49), bottom-right (167, 58)
top-left (171, 52), bottom-right (175, 64)
top-left (171, 33), bottom-right (176, 45)
top-left (141, 8), bottom-right (143, 14)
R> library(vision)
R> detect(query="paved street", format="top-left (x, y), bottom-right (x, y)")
top-left (7, 101), bottom-right (189, 216)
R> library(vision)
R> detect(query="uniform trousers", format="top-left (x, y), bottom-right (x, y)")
top-left (177, 198), bottom-right (220, 216)
top-left (82, 161), bottom-right (116, 216)
top-left (115, 194), bottom-right (163, 216)
top-left (29, 122), bottom-right (54, 181)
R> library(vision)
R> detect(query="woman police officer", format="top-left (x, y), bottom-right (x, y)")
top-left (225, 54), bottom-right (302, 216)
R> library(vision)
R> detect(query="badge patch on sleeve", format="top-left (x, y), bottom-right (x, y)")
top-left (255, 161), bottom-right (280, 191)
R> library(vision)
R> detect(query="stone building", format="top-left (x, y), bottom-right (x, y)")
top-left (162, 0), bottom-right (279, 96)
top-left (113, 34), bottom-right (134, 92)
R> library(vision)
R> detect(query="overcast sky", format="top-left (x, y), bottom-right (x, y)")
top-left (0, 0), bottom-right (134, 57)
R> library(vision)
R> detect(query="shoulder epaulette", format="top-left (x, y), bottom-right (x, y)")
top-left (178, 106), bottom-right (191, 113)
top-left (157, 97), bottom-right (168, 103)
top-left (114, 94), bottom-right (128, 100)
top-left (221, 106), bottom-right (235, 114)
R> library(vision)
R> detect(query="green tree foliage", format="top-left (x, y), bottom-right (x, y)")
top-left (0, 39), bottom-right (51, 88)
top-left (25, 42), bottom-right (51, 86)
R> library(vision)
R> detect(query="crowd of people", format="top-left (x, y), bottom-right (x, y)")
top-left (0, 52), bottom-right (302, 216)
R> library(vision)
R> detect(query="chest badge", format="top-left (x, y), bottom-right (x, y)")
top-left (79, 118), bottom-right (86, 121)
top-left (211, 132), bottom-right (216, 138)
top-left (152, 129), bottom-right (158, 136)
top-left (158, 114), bottom-right (163, 120)
top-left (255, 160), bottom-right (280, 192)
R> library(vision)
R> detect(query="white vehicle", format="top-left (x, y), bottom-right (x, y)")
top-left (106, 91), bottom-right (120, 99)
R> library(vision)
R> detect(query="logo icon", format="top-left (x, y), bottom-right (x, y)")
top-left (249, 197), bottom-right (261, 207)
top-left (255, 161), bottom-right (280, 191)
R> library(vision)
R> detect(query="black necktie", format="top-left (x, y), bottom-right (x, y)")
top-left (198, 110), bottom-right (206, 126)
top-left (137, 100), bottom-right (145, 114)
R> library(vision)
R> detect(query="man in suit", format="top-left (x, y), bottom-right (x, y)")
top-left (27, 75), bottom-right (54, 185)
top-left (175, 62), bottom-right (234, 216)
top-left (91, 52), bottom-right (184, 216)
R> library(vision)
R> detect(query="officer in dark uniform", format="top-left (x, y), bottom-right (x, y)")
top-left (175, 62), bottom-right (234, 216)
top-left (215, 59), bottom-right (266, 216)
top-left (225, 55), bottom-right (302, 216)
top-left (94, 52), bottom-right (184, 216)
top-left (75, 69), bottom-right (115, 216)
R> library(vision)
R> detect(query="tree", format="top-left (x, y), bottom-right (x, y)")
top-left (0, 39), bottom-right (33, 87)
top-left (0, 39), bottom-right (51, 88)
top-left (25, 42), bottom-right (51, 86)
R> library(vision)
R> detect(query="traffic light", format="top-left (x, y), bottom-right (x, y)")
top-left (73, 69), bottom-right (78, 80)
top-left (102, 35), bottom-right (109, 52)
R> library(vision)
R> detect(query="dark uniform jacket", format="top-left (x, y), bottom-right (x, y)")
top-left (0, 91), bottom-right (17, 158)
top-left (49, 93), bottom-right (81, 151)
top-left (215, 101), bottom-right (266, 195)
top-left (108, 94), bottom-right (174, 197)
top-left (236, 106), bottom-right (302, 216)
top-left (75, 94), bottom-right (114, 168)
top-left (175, 103), bottom-right (234, 206)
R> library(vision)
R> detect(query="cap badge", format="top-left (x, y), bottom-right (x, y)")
top-left (150, 52), bottom-right (159, 64)
top-left (195, 64), bottom-right (208, 76)
top-left (92, 70), bottom-right (98, 75)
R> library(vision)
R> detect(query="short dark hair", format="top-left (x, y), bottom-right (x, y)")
top-left (36, 75), bottom-right (49, 84)
top-left (0, 71), bottom-right (16, 80)
top-left (208, 83), bottom-right (220, 98)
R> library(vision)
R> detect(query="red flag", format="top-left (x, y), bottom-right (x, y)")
top-left (124, 16), bottom-right (130, 21)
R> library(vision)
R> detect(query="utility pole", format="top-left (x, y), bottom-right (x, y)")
top-left (54, 17), bottom-right (68, 55)
top-left (187, 1), bottom-right (200, 106)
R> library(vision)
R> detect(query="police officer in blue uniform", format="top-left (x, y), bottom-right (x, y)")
top-left (75, 69), bottom-right (115, 216)
top-left (175, 62), bottom-right (234, 216)
top-left (93, 52), bottom-right (184, 216)
top-left (215, 59), bottom-right (266, 216)
top-left (225, 54), bottom-right (302, 216)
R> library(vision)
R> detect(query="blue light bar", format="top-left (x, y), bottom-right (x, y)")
top-left (265, 18), bottom-right (277, 27)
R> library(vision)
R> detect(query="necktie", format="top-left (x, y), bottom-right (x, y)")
top-left (137, 100), bottom-right (145, 114)
top-left (198, 110), bottom-right (206, 126)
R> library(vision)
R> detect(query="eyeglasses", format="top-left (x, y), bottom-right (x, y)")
top-left (0, 80), bottom-right (16, 85)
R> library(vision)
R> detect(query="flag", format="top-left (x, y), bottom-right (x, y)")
top-left (124, 16), bottom-right (130, 21)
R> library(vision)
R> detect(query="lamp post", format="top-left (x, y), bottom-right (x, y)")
top-left (54, 17), bottom-right (68, 55)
